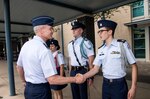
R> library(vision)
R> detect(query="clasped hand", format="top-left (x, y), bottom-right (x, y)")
top-left (75, 73), bottom-right (86, 84)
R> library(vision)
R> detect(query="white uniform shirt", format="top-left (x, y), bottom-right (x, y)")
top-left (53, 51), bottom-right (65, 67)
top-left (17, 36), bottom-right (57, 84)
top-left (68, 37), bottom-right (94, 66)
top-left (93, 39), bottom-right (136, 79)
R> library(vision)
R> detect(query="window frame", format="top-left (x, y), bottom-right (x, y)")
top-left (132, 27), bottom-right (145, 58)
top-left (131, 0), bottom-right (144, 18)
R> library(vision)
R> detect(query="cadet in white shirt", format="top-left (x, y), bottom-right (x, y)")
top-left (78, 20), bottom-right (138, 99)
top-left (16, 16), bottom-right (82, 99)
top-left (68, 21), bottom-right (94, 99)
top-left (46, 39), bottom-right (67, 99)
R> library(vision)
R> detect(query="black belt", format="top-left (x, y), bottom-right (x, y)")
top-left (103, 77), bottom-right (125, 83)
top-left (26, 82), bottom-right (49, 86)
top-left (71, 66), bottom-right (88, 71)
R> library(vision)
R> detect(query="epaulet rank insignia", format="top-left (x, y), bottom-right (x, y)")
top-left (82, 38), bottom-right (92, 49)
top-left (117, 39), bottom-right (126, 43)
top-left (84, 38), bottom-right (88, 41)
top-left (83, 38), bottom-right (89, 45)
top-left (57, 51), bottom-right (61, 54)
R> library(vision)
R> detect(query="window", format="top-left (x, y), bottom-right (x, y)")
top-left (132, 28), bottom-right (145, 58)
top-left (131, 0), bottom-right (144, 17)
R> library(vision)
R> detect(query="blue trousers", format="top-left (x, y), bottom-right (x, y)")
top-left (102, 77), bottom-right (128, 99)
top-left (70, 68), bottom-right (88, 99)
top-left (25, 82), bottom-right (52, 99)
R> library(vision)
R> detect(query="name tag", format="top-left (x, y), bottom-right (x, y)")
top-left (111, 51), bottom-right (120, 54)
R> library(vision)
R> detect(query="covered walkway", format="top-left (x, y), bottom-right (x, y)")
top-left (0, 0), bottom-right (138, 96)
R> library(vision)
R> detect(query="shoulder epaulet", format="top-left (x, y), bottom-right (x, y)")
top-left (57, 51), bottom-right (61, 54)
top-left (69, 40), bottom-right (73, 43)
top-left (84, 38), bottom-right (88, 41)
top-left (117, 39), bottom-right (126, 43)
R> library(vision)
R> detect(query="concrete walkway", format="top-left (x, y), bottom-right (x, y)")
top-left (0, 60), bottom-right (150, 99)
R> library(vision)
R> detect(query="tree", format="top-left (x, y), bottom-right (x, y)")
top-left (94, 6), bottom-right (128, 21)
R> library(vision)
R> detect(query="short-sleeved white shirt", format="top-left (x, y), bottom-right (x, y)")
top-left (53, 51), bottom-right (65, 67)
top-left (17, 36), bottom-right (57, 84)
top-left (93, 39), bottom-right (136, 79)
top-left (68, 36), bottom-right (94, 66)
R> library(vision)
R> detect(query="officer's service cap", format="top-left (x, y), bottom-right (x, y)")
top-left (46, 39), bottom-right (60, 50)
top-left (97, 20), bottom-right (117, 30)
top-left (31, 16), bottom-right (54, 27)
top-left (71, 21), bottom-right (86, 30)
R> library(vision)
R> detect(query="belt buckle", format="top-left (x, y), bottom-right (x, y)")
top-left (76, 67), bottom-right (78, 70)
top-left (76, 66), bottom-right (80, 70)
top-left (109, 79), bottom-right (113, 83)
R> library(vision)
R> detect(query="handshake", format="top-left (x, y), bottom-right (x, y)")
top-left (74, 73), bottom-right (86, 84)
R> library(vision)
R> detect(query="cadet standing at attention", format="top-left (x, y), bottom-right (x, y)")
top-left (16, 16), bottom-right (82, 99)
top-left (68, 21), bottom-right (95, 99)
top-left (46, 39), bottom-right (67, 99)
top-left (78, 20), bottom-right (138, 99)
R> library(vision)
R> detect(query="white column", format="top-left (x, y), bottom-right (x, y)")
top-left (145, 26), bottom-right (150, 61)
top-left (144, 0), bottom-right (149, 18)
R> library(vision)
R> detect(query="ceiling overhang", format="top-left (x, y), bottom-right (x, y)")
top-left (0, 0), bottom-right (138, 41)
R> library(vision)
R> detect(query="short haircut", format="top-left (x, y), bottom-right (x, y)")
top-left (33, 25), bottom-right (44, 34)
top-left (105, 27), bottom-right (115, 37)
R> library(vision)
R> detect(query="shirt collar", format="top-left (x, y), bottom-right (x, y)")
top-left (102, 39), bottom-right (118, 48)
top-left (33, 35), bottom-right (46, 44)
top-left (33, 35), bottom-right (48, 48)
top-left (53, 51), bottom-right (58, 56)
top-left (74, 36), bottom-right (82, 43)
top-left (110, 39), bottom-right (118, 47)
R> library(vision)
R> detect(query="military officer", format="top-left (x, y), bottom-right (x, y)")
top-left (16, 16), bottom-right (82, 99)
top-left (68, 21), bottom-right (95, 99)
top-left (79, 20), bottom-right (138, 99)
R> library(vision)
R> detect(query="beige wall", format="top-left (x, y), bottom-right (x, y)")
top-left (111, 6), bottom-right (132, 44)
top-left (63, 23), bottom-right (74, 57)
top-left (53, 23), bottom-right (73, 58)
top-left (54, 6), bottom-right (132, 58)
top-left (53, 26), bottom-right (61, 41)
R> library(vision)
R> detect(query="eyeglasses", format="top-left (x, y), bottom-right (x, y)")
top-left (97, 30), bottom-right (109, 34)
